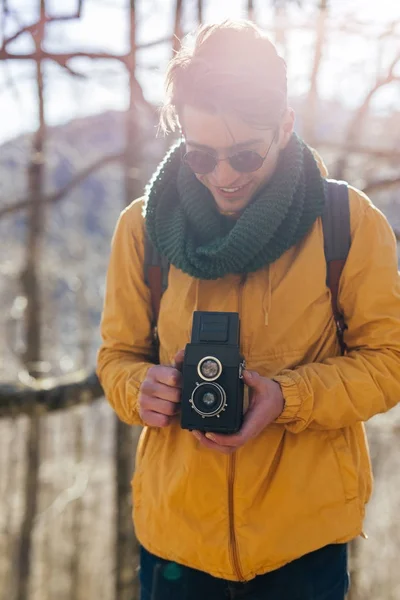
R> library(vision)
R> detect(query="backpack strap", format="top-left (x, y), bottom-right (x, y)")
top-left (144, 231), bottom-right (170, 328)
top-left (322, 179), bottom-right (351, 354)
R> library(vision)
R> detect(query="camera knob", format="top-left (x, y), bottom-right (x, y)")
top-left (239, 360), bottom-right (246, 379)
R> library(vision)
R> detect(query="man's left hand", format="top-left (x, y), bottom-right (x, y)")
top-left (192, 370), bottom-right (285, 454)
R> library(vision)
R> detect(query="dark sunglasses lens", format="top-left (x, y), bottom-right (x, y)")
top-left (229, 151), bottom-right (264, 172)
top-left (184, 151), bottom-right (216, 174)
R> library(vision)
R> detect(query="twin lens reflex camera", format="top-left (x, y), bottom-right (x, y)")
top-left (181, 311), bottom-right (245, 434)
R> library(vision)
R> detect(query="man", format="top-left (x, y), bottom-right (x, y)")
top-left (97, 20), bottom-right (400, 600)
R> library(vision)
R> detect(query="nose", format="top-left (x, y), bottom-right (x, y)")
top-left (209, 158), bottom-right (240, 187)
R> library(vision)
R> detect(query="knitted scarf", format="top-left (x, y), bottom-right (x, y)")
top-left (144, 133), bottom-right (326, 280)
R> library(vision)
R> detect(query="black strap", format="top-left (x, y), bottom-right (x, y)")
top-left (144, 231), bottom-right (170, 327)
top-left (322, 179), bottom-right (351, 354)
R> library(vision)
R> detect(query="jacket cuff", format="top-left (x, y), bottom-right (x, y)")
top-left (272, 371), bottom-right (304, 423)
top-left (126, 363), bottom-right (154, 426)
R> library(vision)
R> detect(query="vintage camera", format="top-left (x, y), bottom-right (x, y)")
top-left (181, 311), bottom-right (245, 434)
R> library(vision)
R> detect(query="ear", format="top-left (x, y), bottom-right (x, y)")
top-left (277, 108), bottom-right (295, 150)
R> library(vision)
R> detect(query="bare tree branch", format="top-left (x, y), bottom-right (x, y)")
top-left (138, 34), bottom-right (174, 49)
top-left (377, 18), bottom-right (400, 40)
top-left (0, 21), bottom-right (38, 49)
top-left (0, 49), bottom-right (130, 62)
top-left (0, 39), bottom-right (176, 64)
top-left (363, 175), bottom-right (400, 194)
top-left (0, 2), bottom-right (85, 53)
top-left (0, 370), bottom-right (103, 417)
top-left (54, 57), bottom-right (87, 78)
top-left (5, 10), bottom-right (390, 58)
top-left (47, 0), bottom-right (84, 20)
top-left (334, 18), bottom-right (400, 38)
top-left (334, 50), bottom-right (400, 178)
top-left (0, 152), bottom-right (124, 220)
top-left (350, 53), bottom-right (400, 129)
top-left (317, 141), bottom-right (400, 161)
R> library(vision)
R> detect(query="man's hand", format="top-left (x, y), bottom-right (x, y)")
top-left (192, 370), bottom-right (285, 454)
top-left (138, 349), bottom-right (185, 427)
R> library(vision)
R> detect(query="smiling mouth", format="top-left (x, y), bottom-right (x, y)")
top-left (217, 182), bottom-right (250, 194)
top-left (220, 186), bottom-right (241, 192)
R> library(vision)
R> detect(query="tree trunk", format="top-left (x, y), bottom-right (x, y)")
top-left (16, 2), bottom-right (46, 598)
top-left (347, 539), bottom-right (361, 600)
top-left (16, 407), bottom-right (41, 600)
top-left (302, 0), bottom-right (327, 146)
top-left (114, 3), bottom-right (142, 600)
top-left (70, 409), bottom-right (84, 600)
top-left (197, 0), bottom-right (203, 25)
top-left (172, 0), bottom-right (183, 55)
top-left (273, 2), bottom-right (287, 57)
top-left (247, 0), bottom-right (255, 21)
top-left (115, 420), bottom-right (139, 600)
top-left (21, 51), bottom-right (46, 378)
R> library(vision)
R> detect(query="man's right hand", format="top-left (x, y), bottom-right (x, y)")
top-left (138, 349), bottom-right (185, 427)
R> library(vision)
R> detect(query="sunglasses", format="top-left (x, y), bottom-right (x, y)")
top-left (182, 132), bottom-right (277, 175)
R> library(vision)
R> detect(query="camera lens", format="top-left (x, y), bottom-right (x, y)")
top-left (190, 382), bottom-right (226, 417)
top-left (202, 391), bottom-right (218, 408)
top-left (197, 356), bottom-right (222, 381)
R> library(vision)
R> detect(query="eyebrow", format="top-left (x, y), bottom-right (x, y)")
top-left (186, 138), bottom-right (264, 152)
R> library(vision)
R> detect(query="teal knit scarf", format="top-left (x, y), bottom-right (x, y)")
top-left (145, 133), bottom-right (326, 280)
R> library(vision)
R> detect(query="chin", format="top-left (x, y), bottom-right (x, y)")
top-left (215, 198), bottom-right (251, 214)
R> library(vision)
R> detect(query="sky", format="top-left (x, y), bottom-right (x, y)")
top-left (0, 0), bottom-right (399, 146)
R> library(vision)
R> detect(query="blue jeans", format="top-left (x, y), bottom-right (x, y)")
top-left (139, 543), bottom-right (350, 600)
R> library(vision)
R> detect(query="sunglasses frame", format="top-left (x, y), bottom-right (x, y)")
top-left (182, 129), bottom-right (278, 175)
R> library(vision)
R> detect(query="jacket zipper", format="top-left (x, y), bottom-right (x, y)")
top-left (228, 453), bottom-right (244, 580)
top-left (226, 274), bottom-right (247, 581)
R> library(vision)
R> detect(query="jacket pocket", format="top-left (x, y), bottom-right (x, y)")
top-left (327, 429), bottom-right (358, 502)
top-left (355, 422), bottom-right (373, 504)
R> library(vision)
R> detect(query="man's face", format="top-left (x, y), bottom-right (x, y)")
top-left (182, 105), bottom-right (293, 215)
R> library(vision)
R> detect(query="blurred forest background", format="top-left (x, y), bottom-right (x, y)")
top-left (0, 1), bottom-right (399, 599)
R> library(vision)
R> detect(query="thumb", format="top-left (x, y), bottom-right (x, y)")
top-left (173, 348), bottom-right (185, 371)
top-left (242, 369), bottom-right (261, 389)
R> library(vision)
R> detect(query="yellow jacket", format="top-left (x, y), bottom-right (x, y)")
top-left (97, 184), bottom-right (400, 581)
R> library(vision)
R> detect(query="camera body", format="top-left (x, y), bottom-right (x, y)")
top-left (181, 311), bottom-right (245, 434)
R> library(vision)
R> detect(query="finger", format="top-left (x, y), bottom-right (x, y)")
top-left (234, 401), bottom-right (273, 441)
top-left (141, 379), bottom-right (181, 403)
top-left (191, 431), bottom-right (235, 454)
top-left (208, 398), bottom-right (272, 447)
top-left (242, 369), bottom-right (264, 388)
top-left (204, 430), bottom-right (244, 448)
top-left (153, 366), bottom-right (183, 388)
top-left (140, 410), bottom-right (173, 428)
top-left (140, 395), bottom-right (180, 416)
top-left (172, 349), bottom-right (185, 371)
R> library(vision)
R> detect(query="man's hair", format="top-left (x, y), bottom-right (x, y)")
top-left (160, 20), bottom-right (288, 134)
